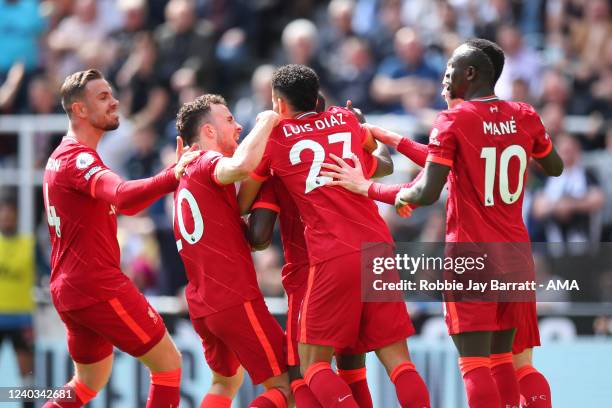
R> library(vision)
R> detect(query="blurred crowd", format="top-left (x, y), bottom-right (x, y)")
top-left (0, 0), bottom-right (611, 304)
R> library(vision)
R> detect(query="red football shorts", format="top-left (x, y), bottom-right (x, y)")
top-left (285, 282), bottom-right (306, 367)
top-left (298, 250), bottom-right (415, 351)
top-left (191, 297), bottom-right (287, 384)
top-left (512, 302), bottom-right (541, 354)
top-left (444, 300), bottom-right (520, 335)
top-left (57, 282), bottom-right (166, 364)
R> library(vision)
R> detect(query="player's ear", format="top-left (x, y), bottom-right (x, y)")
top-left (71, 101), bottom-right (86, 118)
top-left (200, 123), bottom-right (215, 141)
top-left (466, 66), bottom-right (476, 81)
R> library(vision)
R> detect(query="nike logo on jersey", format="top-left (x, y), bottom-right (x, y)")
top-left (338, 395), bottom-right (351, 402)
top-left (109, 205), bottom-right (117, 215)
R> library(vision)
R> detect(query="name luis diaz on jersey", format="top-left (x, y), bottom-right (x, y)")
top-left (282, 112), bottom-right (346, 137)
top-left (483, 118), bottom-right (517, 135)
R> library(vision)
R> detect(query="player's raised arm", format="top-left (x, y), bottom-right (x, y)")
top-left (214, 110), bottom-right (279, 185)
top-left (93, 138), bottom-right (201, 215)
top-left (366, 124), bottom-right (428, 167)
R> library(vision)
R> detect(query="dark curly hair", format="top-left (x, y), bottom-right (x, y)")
top-left (464, 38), bottom-right (505, 83)
top-left (176, 94), bottom-right (227, 145)
top-left (272, 64), bottom-right (319, 113)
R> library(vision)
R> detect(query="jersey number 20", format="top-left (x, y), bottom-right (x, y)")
top-left (480, 145), bottom-right (527, 206)
top-left (174, 188), bottom-right (203, 251)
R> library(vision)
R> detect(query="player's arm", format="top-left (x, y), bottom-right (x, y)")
top-left (213, 110), bottom-right (279, 185)
top-left (93, 138), bottom-right (201, 215)
top-left (533, 148), bottom-right (563, 177)
top-left (370, 141), bottom-right (394, 178)
top-left (247, 208), bottom-right (278, 251)
top-left (366, 124), bottom-right (428, 167)
top-left (320, 154), bottom-right (418, 217)
top-left (238, 177), bottom-right (264, 215)
top-left (395, 161), bottom-right (449, 207)
top-left (524, 104), bottom-right (563, 177)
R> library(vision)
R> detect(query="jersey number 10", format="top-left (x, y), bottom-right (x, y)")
top-left (480, 145), bottom-right (527, 206)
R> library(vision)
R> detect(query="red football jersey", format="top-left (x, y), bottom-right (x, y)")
top-left (426, 97), bottom-right (552, 242)
top-left (174, 151), bottom-right (262, 317)
top-left (253, 106), bottom-right (393, 265)
top-left (252, 176), bottom-right (308, 293)
top-left (43, 137), bottom-right (130, 311)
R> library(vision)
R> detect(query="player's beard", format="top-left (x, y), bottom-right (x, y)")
top-left (91, 113), bottom-right (120, 131)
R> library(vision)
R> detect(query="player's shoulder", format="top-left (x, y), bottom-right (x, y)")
top-left (433, 107), bottom-right (462, 128)
top-left (192, 149), bottom-right (222, 172)
top-left (502, 100), bottom-right (539, 117)
top-left (53, 138), bottom-right (99, 172)
top-left (326, 105), bottom-right (360, 123)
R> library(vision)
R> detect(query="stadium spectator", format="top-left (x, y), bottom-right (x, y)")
top-left (47, 0), bottom-right (114, 80)
top-left (154, 0), bottom-right (217, 94)
top-left (234, 64), bottom-right (275, 134)
top-left (116, 32), bottom-right (170, 131)
top-left (585, 129), bottom-right (612, 241)
top-left (319, 0), bottom-right (357, 71)
top-left (495, 24), bottom-right (542, 100)
top-left (532, 133), bottom-right (605, 255)
top-left (278, 18), bottom-right (326, 86)
top-left (24, 75), bottom-right (64, 168)
top-left (327, 37), bottom-right (377, 112)
top-left (364, 0), bottom-right (404, 61)
top-left (0, 62), bottom-right (25, 113)
top-left (371, 27), bottom-right (440, 114)
top-left (569, 0), bottom-right (611, 76)
top-left (0, 0), bottom-right (46, 77)
top-left (107, 0), bottom-right (149, 78)
top-left (0, 190), bottom-right (35, 408)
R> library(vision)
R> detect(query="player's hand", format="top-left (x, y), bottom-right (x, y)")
top-left (320, 153), bottom-right (372, 196)
top-left (394, 188), bottom-right (414, 218)
top-left (175, 136), bottom-right (200, 163)
top-left (174, 136), bottom-right (202, 179)
top-left (366, 124), bottom-right (402, 148)
top-left (256, 110), bottom-right (280, 126)
top-left (441, 86), bottom-right (463, 109)
top-left (346, 100), bottom-right (366, 124)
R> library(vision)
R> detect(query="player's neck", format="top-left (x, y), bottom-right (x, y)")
top-left (464, 87), bottom-right (496, 101)
top-left (66, 121), bottom-right (104, 150)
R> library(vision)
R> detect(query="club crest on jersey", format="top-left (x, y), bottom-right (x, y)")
top-left (76, 152), bottom-right (94, 169)
top-left (429, 128), bottom-right (440, 146)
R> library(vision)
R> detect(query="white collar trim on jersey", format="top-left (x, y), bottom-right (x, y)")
top-left (471, 95), bottom-right (499, 102)
top-left (295, 111), bottom-right (317, 119)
